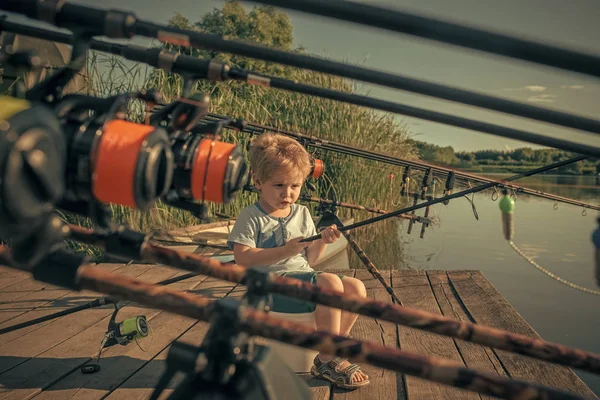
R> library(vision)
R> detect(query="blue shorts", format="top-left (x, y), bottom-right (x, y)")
top-left (270, 271), bottom-right (346, 314)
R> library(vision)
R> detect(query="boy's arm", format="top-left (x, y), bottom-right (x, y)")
top-left (233, 238), bottom-right (309, 268)
top-left (305, 239), bottom-right (327, 265)
top-left (305, 225), bottom-right (341, 265)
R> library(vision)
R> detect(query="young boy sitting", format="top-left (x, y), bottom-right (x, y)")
top-left (227, 133), bottom-right (370, 389)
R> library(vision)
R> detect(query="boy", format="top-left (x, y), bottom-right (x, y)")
top-left (227, 133), bottom-right (370, 389)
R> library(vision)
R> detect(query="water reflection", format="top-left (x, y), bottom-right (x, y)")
top-left (345, 175), bottom-right (599, 395)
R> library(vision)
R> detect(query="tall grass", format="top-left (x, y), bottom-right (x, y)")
top-left (69, 47), bottom-right (420, 267)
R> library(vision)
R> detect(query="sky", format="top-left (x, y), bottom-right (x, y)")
top-left (4, 0), bottom-right (600, 152)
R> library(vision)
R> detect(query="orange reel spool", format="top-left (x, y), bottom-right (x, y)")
top-left (90, 120), bottom-right (174, 210)
top-left (171, 134), bottom-right (248, 204)
top-left (311, 158), bottom-right (325, 179)
top-left (191, 140), bottom-right (236, 203)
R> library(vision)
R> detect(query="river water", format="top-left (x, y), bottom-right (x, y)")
top-left (347, 174), bottom-right (600, 395)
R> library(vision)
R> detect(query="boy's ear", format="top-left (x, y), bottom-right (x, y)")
top-left (253, 174), bottom-right (262, 189)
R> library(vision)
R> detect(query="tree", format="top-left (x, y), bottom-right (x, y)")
top-left (165, 2), bottom-right (294, 76)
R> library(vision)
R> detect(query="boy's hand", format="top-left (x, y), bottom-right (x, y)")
top-left (284, 237), bottom-right (310, 256)
top-left (319, 224), bottom-right (341, 244)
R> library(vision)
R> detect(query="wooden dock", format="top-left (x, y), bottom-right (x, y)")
top-left (0, 264), bottom-right (596, 400)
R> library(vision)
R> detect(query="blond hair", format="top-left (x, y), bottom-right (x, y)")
top-left (249, 133), bottom-right (312, 183)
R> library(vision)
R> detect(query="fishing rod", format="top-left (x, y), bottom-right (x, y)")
top-left (2, 18), bottom-right (598, 159)
top-left (4, 6), bottom-right (600, 139)
top-left (37, 223), bottom-right (599, 377)
top-left (204, 113), bottom-right (600, 212)
top-left (3, 17), bottom-right (595, 212)
top-left (247, 0), bottom-right (600, 80)
top-left (315, 196), bottom-right (402, 304)
top-left (0, 247), bottom-right (594, 400)
top-left (301, 155), bottom-right (593, 242)
top-left (0, 271), bottom-right (198, 336)
top-left (242, 184), bottom-right (433, 224)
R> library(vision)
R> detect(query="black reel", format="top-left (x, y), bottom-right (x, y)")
top-left (0, 96), bottom-right (68, 265)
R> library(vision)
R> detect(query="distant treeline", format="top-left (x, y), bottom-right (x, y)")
top-left (408, 139), bottom-right (599, 175)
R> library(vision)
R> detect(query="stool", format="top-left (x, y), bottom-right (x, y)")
top-left (260, 311), bottom-right (318, 373)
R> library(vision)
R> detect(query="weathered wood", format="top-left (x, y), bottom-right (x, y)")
top-left (0, 268), bottom-right (596, 400)
top-left (0, 265), bottom-right (185, 400)
top-left (28, 274), bottom-right (212, 400)
top-left (333, 270), bottom-right (406, 400)
top-left (354, 269), bottom-right (389, 290)
top-left (0, 265), bottom-right (126, 348)
top-left (0, 268), bottom-right (31, 291)
top-left (391, 270), bottom-right (479, 400)
top-left (0, 264), bottom-right (154, 377)
top-left (448, 270), bottom-right (598, 398)
top-left (0, 264), bottom-right (125, 326)
top-left (299, 373), bottom-right (332, 400)
top-left (103, 277), bottom-right (239, 400)
top-left (427, 270), bottom-right (505, 400)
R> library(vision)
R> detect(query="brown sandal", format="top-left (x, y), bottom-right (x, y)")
top-left (310, 356), bottom-right (370, 390)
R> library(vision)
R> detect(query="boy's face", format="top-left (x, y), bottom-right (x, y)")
top-left (255, 171), bottom-right (304, 213)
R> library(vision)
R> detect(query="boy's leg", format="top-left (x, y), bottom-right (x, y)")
top-left (314, 272), bottom-right (344, 334)
top-left (339, 276), bottom-right (367, 336)
top-left (314, 273), bottom-right (368, 384)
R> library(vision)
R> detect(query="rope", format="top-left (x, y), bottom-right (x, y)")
top-left (508, 240), bottom-right (600, 296)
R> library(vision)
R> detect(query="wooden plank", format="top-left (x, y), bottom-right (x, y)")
top-left (448, 271), bottom-right (597, 398)
top-left (427, 271), bottom-right (505, 400)
top-left (0, 265), bottom-right (127, 348)
top-left (0, 264), bottom-right (154, 377)
top-left (391, 270), bottom-right (479, 400)
top-left (0, 264), bottom-right (126, 326)
top-left (0, 268), bottom-right (31, 291)
top-left (26, 274), bottom-right (214, 400)
top-left (354, 269), bottom-right (388, 290)
top-left (299, 373), bottom-right (331, 400)
top-left (0, 265), bottom-right (191, 400)
top-left (103, 277), bottom-right (239, 400)
top-left (333, 277), bottom-right (406, 400)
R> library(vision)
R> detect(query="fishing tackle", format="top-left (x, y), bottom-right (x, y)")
top-left (593, 218), bottom-right (600, 287)
top-left (400, 166), bottom-right (411, 197)
top-left (418, 168), bottom-right (434, 238)
top-left (164, 112), bottom-right (248, 222)
top-left (81, 302), bottom-right (149, 374)
top-left (310, 157), bottom-right (325, 179)
top-left (499, 189), bottom-right (515, 241)
top-left (408, 168), bottom-right (434, 236)
top-left (149, 299), bottom-right (311, 400)
top-left (169, 131), bottom-right (247, 205)
top-left (443, 171), bottom-right (456, 205)
top-left (491, 187), bottom-right (499, 202)
top-left (0, 95), bottom-right (68, 265)
top-left (57, 94), bottom-right (175, 213)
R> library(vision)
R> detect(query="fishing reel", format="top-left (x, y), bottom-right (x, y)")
top-left (304, 157), bottom-right (325, 192)
top-left (0, 94), bottom-right (68, 265)
top-left (156, 95), bottom-right (249, 221)
top-left (55, 93), bottom-right (174, 219)
top-left (81, 302), bottom-right (149, 374)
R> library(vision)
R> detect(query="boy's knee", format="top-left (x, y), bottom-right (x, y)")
top-left (343, 277), bottom-right (367, 298)
top-left (316, 273), bottom-right (344, 292)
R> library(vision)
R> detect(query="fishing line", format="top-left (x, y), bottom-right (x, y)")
top-left (499, 193), bottom-right (600, 296)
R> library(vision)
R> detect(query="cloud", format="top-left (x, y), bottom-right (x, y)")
top-left (527, 94), bottom-right (557, 103)
top-left (524, 85), bottom-right (546, 92)
top-left (560, 85), bottom-right (584, 90)
top-left (501, 85), bottom-right (547, 92)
